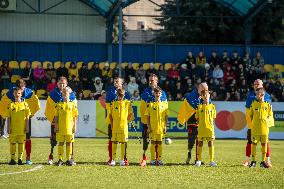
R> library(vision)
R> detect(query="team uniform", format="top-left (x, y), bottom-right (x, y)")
top-left (45, 87), bottom-right (77, 164)
top-left (249, 101), bottom-right (274, 167)
top-left (55, 102), bottom-right (78, 162)
top-left (195, 103), bottom-right (216, 165)
top-left (8, 101), bottom-right (31, 164)
top-left (145, 101), bottom-right (169, 165)
top-left (140, 87), bottom-right (167, 162)
top-left (106, 86), bottom-right (131, 164)
top-left (178, 89), bottom-right (206, 164)
top-left (0, 87), bottom-right (39, 164)
top-left (244, 91), bottom-right (271, 166)
top-left (109, 99), bottom-right (133, 165)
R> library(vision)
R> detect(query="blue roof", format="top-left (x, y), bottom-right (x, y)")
top-left (81, 0), bottom-right (138, 17)
top-left (214, 0), bottom-right (260, 16)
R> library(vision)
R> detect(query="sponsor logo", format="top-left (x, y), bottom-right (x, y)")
top-left (215, 111), bottom-right (246, 131)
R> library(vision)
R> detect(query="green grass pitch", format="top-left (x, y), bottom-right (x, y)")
top-left (0, 138), bottom-right (284, 189)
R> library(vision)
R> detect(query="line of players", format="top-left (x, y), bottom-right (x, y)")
top-left (0, 75), bottom-right (274, 167)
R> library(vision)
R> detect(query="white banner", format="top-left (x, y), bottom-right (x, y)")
top-left (31, 100), bottom-right (96, 137)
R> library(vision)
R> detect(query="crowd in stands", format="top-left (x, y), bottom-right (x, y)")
top-left (0, 50), bottom-right (283, 102)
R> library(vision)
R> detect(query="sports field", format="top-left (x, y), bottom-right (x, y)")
top-left (0, 138), bottom-right (283, 189)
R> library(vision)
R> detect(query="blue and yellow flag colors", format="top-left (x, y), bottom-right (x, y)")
top-left (45, 87), bottom-right (77, 123)
top-left (0, 87), bottom-right (39, 118)
top-left (245, 91), bottom-right (271, 129)
top-left (140, 87), bottom-right (168, 124)
top-left (178, 89), bottom-right (201, 125)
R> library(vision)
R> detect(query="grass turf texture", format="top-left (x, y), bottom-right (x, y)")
top-left (0, 138), bottom-right (283, 189)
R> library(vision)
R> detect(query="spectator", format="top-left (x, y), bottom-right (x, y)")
top-left (185, 51), bottom-right (195, 68)
top-left (89, 63), bottom-right (102, 79)
top-left (221, 50), bottom-right (230, 63)
top-left (21, 62), bottom-right (32, 88)
top-left (167, 64), bottom-right (179, 82)
top-left (212, 64), bottom-right (224, 80)
top-left (188, 63), bottom-right (198, 80)
top-left (112, 64), bottom-right (125, 79)
top-left (79, 63), bottom-right (90, 90)
top-left (46, 78), bottom-right (57, 94)
top-left (146, 63), bottom-right (158, 79)
top-left (33, 64), bottom-right (45, 90)
top-left (68, 62), bottom-right (78, 80)
top-left (243, 52), bottom-right (252, 72)
top-left (157, 65), bottom-right (167, 84)
top-left (45, 63), bottom-right (56, 83)
top-left (127, 77), bottom-right (139, 96)
top-left (135, 64), bottom-right (146, 84)
top-left (231, 51), bottom-right (242, 70)
top-left (93, 77), bottom-right (104, 94)
top-left (124, 63), bottom-right (135, 82)
top-left (138, 78), bottom-right (148, 94)
top-left (102, 63), bottom-right (113, 83)
top-left (56, 62), bottom-right (69, 79)
top-left (0, 62), bottom-right (11, 90)
top-left (224, 92), bottom-right (232, 101)
top-left (179, 64), bottom-right (190, 81)
top-left (131, 90), bottom-right (141, 101)
top-left (239, 79), bottom-right (249, 100)
top-left (223, 65), bottom-right (235, 84)
top-left (69, 75), bottom-right (83, 95)
top-left (252, 52), bottom-right (265, 73)
top-left (208, 51), bottom-right (220, 68)
top-left (196, 51), bottom-right (206, 66)
top-left (98, 90), bottom-right (106, 108)
top-left (182, 78), bottom-right (194, 94)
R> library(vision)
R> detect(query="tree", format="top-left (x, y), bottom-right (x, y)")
top-left (154, 0), bottom-right (244, 44)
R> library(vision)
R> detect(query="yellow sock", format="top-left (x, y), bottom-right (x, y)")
top-left (197, 146), bottom-right (202, 161)
top-left (112, 142), bottom-right (117, 160)
top-left (150, 143), bottom-right (155, 161)
top-left (120, 143), bottom-right (126, 160)
top-left (251, 144), bottom-right (257, 161)
top-left (157, 144), bottom-right (163, 160)
top-left (10, 143), bottom-right (16, 160)
top-left (66, 145), bottom-right (72, 161)
top-left (58, 145), bottom-right (64, 160)
top-left (18, 143), bottom-right (24, 160)
top-left (261, 144), bottom-right (267, 162)
top-left (209, 146), bottom-right (214, 162)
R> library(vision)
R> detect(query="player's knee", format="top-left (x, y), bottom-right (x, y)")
top-left (208, 141), bottom-right (213, 147)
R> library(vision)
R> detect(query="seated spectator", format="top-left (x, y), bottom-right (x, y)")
top-left (231, 51), bottom-right (242, 70)
top-left (269, 68), bottom-right (282, 80)
top-left (221, 50), bottom-right (230, 63)
top-left (138, 78), bottom-right (148, 94)
top-left (185, 51), bottom-right (195, 68)
top-left (102, 63), bottom-right (113, 83)
top-left (79, 63), bottom-right (90, 90)
top-left (89, 63), bottom-right (102, 79)
top-left (135, 64), bottom-right (146, 84)
top-left (146, 63), bottom-right (158, 79)
top-left (112, 64), bottom-right (125, 79)
top-left (69, 75), bottom-right (83, 95)
top-left (167, 64), bottom-right (179, 82)
top-left (131, 90), bottom-right (141, 101)
top-left (56, 62), bottom-right (69, 80)
top-left (46, 78), bottom-right (57, 94)
top-left (182, 78), bottom-right (194, 94)
top-left (33, 64), bottom-right (45, 90)
top-left (273, 79), bottom-right (283, 100)
top-left (98, 90), bottom-right (106, 108)
top-left (252, 52), bottom-right (264, 73)
top-left (188, 63), bottom-right (198, 80)
top-left (239, 79), bottom-right (249, 100)
top-left (68, 62), bottom-right (78, 80)
top-left (243, 52), bottom-right (252, 72)
top-left (0, 62), bottom-right (11, 90)
top-left (45, 63), bottom-right (56, 83)
top-left (211, 91), bottom-right (218, 101)
top-left (157, 65), bottom-right (167, 84)
top-left (93, 77), bottom-right (104, 94)
top-left (21, 62), bottom-right (32, 88)
top-left (223, 65), bottom-right (235, 84)
top-left (124, 63), bottom-right (135, 82)
top-left (127, 77), bottom-right (139, 96)
top-left (224, 92), bottom-right (232, 101)
top-left (212, 64), bottom-right (224, 80)
top-left (208, 51), bottom-right (220, 68)
top-left (196, 51), bottom-right (206, 67)
top-left (179, 64), bottom-right (190, 81)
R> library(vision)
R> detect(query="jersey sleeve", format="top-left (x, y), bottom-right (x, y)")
top-left (24, 102), bottom-right (31, 118)
top-left (212, 105), bottom-right (216, 119)
top-left (144, 104), bottom-right (150, 116)
top-left (268, 103), bottom-right (274, 127)
top-left (73, 103), bottom-right (79, 117)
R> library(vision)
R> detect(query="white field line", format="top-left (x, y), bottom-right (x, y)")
top-left (0, 165), bottom-right (44, 176)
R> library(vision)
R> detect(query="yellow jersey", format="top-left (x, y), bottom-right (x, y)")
top-left (55, 102), bottom-right (78, 135)
top-left (196, 103), bottom-right (216, 136)
top-left (109, 99), bottom-right (133, 134)
top-left (8, 102), bottom-right (31, 135)
top-left (250, 101), bottom-right (273, 135)
top-left (145, 101), bottom-right (169, 135)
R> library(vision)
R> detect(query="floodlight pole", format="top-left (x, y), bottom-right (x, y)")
top-left (118, 5), bottom-right (123, 77)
